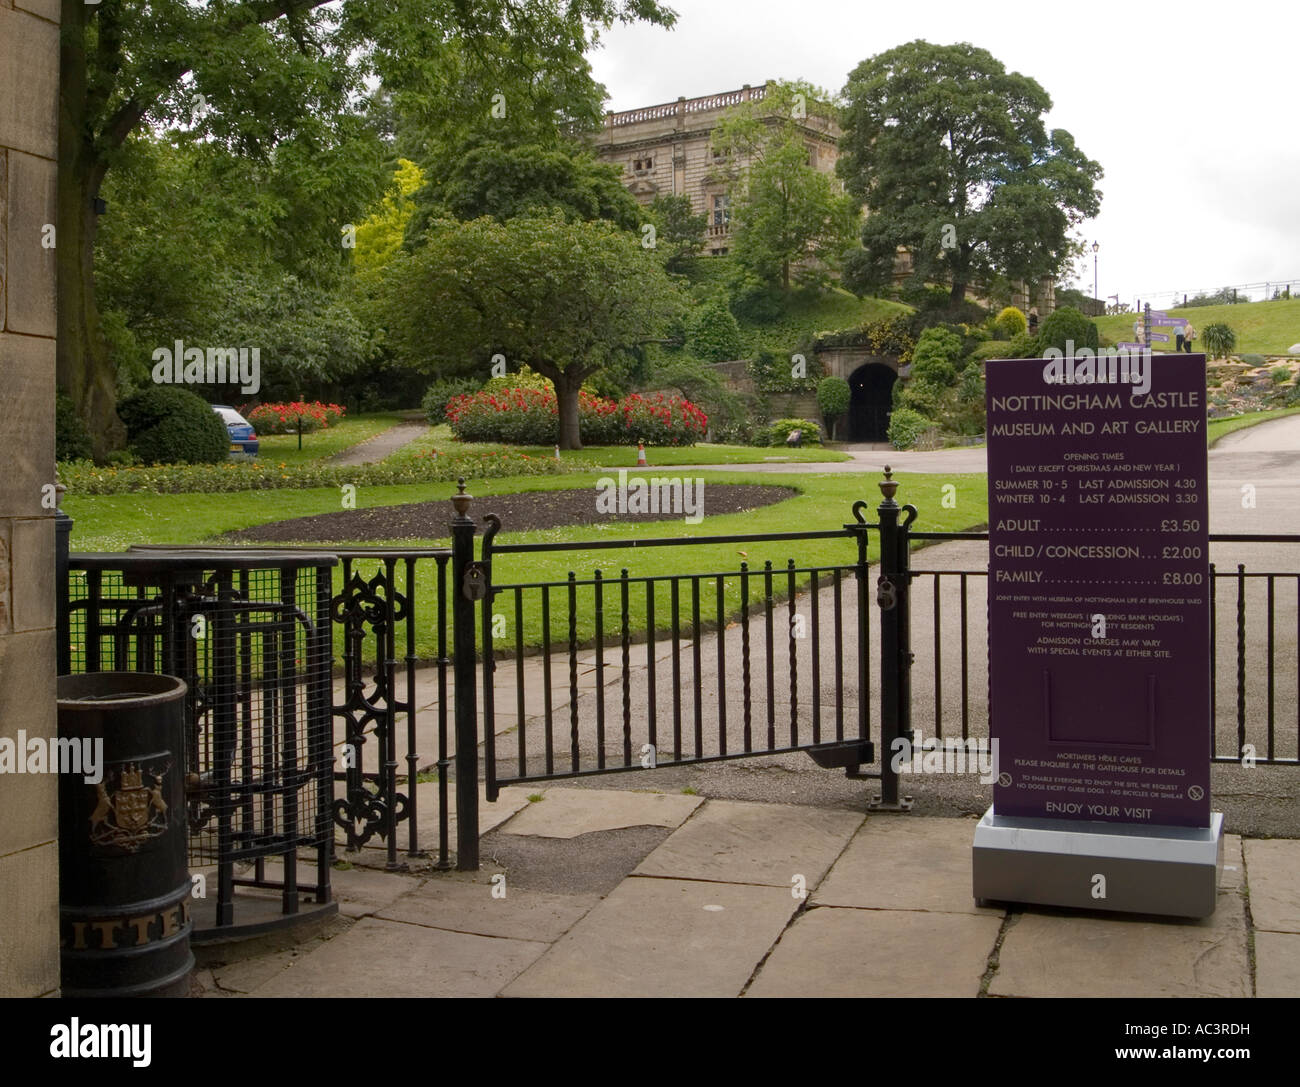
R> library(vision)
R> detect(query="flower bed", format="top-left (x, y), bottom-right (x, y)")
top-left (246, 401), bottom-right (346, 435)
top-left (59, 448), bottom-right (558, 495)
top-left (445, 387), bottom-right (706, 446)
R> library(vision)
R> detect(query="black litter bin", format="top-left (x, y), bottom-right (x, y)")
top-left (57, 672), bottom-right (193, 997)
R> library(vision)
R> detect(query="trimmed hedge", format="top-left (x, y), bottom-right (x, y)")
top-left (119, 386), bottom-right (229, 465)
top-left (57, 448), bottom-right (561, 495)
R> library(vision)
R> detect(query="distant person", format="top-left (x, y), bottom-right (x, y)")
top-left (1175, 323), bottom-right (1186, 351)
top-left (1183, 323), bottom-right (1195, 353)
top-left (1027, 308), bottom-right (1039, 335)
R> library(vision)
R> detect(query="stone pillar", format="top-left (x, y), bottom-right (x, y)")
top-left (0, 0), bottom-right (61, 997)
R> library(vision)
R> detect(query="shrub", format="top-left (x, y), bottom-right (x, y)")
top-left (56, 393), bottom-right (94, 462)
top-left (816, 376), bottom-right (851, 437)
top-left (422, 377), bottom-right (482, 424)
top-left (1037, 306), bottom-right (1099, 356)
top-left (689, 296), bottom-right (745, 362)
top-left (118, 386), bottom-right (229, 465)
top-left (1006, 331), bottom-right (1041, 358)
top-left (752, 418), bottom-right (821, 447)
top-left (993, 306), bottom-right (1027, 339)
top-left (1201, 323), bottom-right (1237, 359)
top-left (444, 387), bottom-right (706, 446)
top-left (1270, 365), bottom-right (1292, 384)
top-left (481, 365), bottom-right (555, 396)
top-left (246, 401), bottom-right (345, 435)
top-left (617, 393), bottom-right (709, 446)
top-left (887, 407), bottom-right (930, 450)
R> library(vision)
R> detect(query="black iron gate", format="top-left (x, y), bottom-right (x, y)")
top-left (451, 474), bottom-right (919, 815)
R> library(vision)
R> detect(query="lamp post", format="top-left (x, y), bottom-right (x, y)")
top-left (1092, 241), bottom-right (1099, 315)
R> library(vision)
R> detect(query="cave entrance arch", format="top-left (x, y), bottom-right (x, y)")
top-left (848, 363), bottom-right (897, 442)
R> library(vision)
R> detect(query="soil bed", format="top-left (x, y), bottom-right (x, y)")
top-left (228, 484), bottom-right (798, 543)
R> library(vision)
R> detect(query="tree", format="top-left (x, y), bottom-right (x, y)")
top-left (380, 214), bottom-right (687, 448)
top-left (353, 159), bottom-right (427, 280)
top-left (711, 81), bottom-right (860, 294)
top-left (405, 138), bottom-right (642, 238)
top-left (59, 0), bottom-right (675, 456)
top-left (838, 41), bottom-right (1102, 306)
top-left (647, 195), bottom-right (708, 273)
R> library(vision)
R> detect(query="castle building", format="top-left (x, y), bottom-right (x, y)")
top-left (591, 80), bottom-right (1056, 315)
top-left (591, 83), bottom-right (841, 255)
top-left (594, 82), bottom-right (1056, 443)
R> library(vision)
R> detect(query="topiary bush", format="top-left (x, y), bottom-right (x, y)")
top-left (422, 376), bottom-right (482, 424)
top-left (689, 296), bottom-right (745, 362)
top-left (118, 386), bottom-right (229, 465)
top-left (1037, 306), bottom-right (1099, 356)
top-left (56, 393), bottom-right (94, 462)
top-left (816, 376), bottom-right (851, 438)
top-left (887, 407), bottom-right (930, 450)
top-left (993, 306), bottom-right (1027, 339)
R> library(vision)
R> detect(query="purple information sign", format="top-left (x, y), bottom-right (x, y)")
top-left (986, 353), bottom-right (1210, 828)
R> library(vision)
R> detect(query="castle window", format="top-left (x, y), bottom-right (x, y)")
top-left (712, 194), bottom-right (731, 225)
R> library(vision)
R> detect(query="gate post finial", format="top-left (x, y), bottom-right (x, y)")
top-left (878, 465), bottom-right (900, 506)
top-left (451, 477), bottom-right (473, 522)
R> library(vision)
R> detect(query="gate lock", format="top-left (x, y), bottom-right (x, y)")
top-left (876, 575), bottom-right (897, 611)
top-left (462, 562), bottom-right (488, 602)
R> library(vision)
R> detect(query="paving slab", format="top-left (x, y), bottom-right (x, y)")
top-left (989, 891), bottom-right (1250, 998)
top-left (746, 905), bottom-right (1001, 998)
top-left (336, 783), bottom-right (531, 864)
top-left (211, 947), bottom-right (305, 994)
top-left (1254, 931), bottom-right (1300, 998)
top-left (1242, 838), bottom-right (1300, 932)
top-left (632, 799), bottom-right (862, 887)
top-left (499, 787), bottom-right (702, 838)
top-left (377, 878), bottom-right (600, 943)
top-left (814, 815), bottom-right (1001, 916)
top-left (251, 916), bottom-right (548, 998)
top-left (501, 876), bottom-right (797, 998)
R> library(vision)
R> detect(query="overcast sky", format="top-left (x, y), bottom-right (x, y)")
top-left (586, 0), bottom-right (1300, 307)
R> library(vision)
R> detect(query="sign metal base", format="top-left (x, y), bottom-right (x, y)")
top-left (972, 806), bottom-right (1223, 919)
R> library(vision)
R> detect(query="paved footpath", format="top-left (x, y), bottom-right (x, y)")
top-left (192, 417), bottom-right (1300, 998)
top-left (193, 786), bottom-right (1298, 998)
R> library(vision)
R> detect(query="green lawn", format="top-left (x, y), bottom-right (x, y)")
top-left (252, 412), bottom-right (409, 466)
top-left (1094, 298), bottom-right (1300, 355)
top-left (1207, 406), bottom-right (1300, 446)
top-left (64, 468), bottom-right (983, 656)
top-left (736, 288), bottom-right (912, 356)
top-left (391, 426), bottom-right (850, 467)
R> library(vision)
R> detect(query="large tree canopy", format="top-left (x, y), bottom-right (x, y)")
top-left (836, 40), bottom-right (1102, 306)
top-left (59, 0), bottom-right (676, 456)
top-left (379, 214), bottom-right (686, 448)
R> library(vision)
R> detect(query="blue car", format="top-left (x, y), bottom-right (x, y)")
top-left (214, 405), bottom-right (259, 457)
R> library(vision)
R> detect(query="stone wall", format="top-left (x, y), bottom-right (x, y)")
top-left (0, 0), bottom-right (60, 997)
